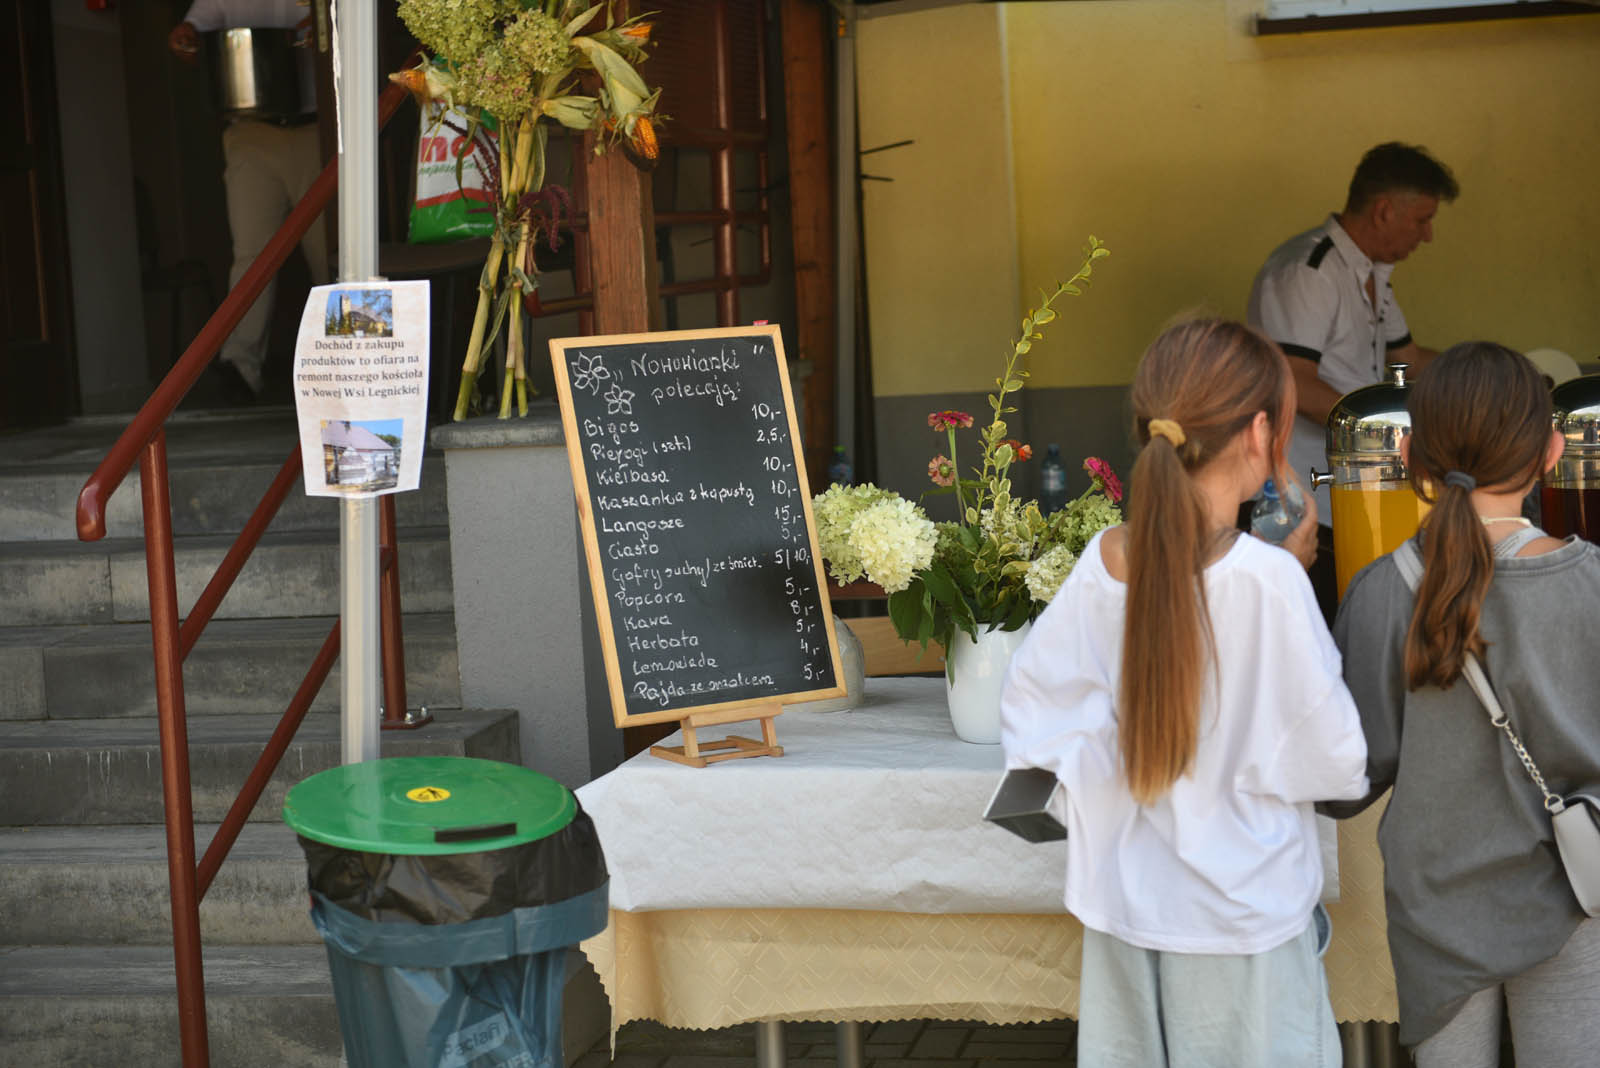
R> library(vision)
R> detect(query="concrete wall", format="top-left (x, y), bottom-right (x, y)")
top-left (51, 0), bottom-right (150, 414)
top-left (854, 0), bottom-right (1600, 498)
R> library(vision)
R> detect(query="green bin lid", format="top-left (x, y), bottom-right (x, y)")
top-left (282, 756), bottom-right (575, 856)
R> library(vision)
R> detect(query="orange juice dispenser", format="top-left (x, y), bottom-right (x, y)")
top-left (1541, 374), bottom-right (1600, 547)
top-left (1312, 363), bottom-right (1430, 598)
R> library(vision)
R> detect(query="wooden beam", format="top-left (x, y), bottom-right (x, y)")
top-left (582, 134), bottom-right (660, 335)
top-left (781, 0), bottom-right (838, 492)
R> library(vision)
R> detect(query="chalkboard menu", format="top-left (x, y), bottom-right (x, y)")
top-left (551, 325), bottom-right (844, 728)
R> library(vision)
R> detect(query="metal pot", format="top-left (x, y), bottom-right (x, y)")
top-left (1540, 373), bottom-right (1600, 545)
top-left (209, 27), bottom-right (317, 122)
top-left (1311, 363), bottom-right (1429, 597)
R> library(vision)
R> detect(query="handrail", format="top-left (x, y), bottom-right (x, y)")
top-left (79, 75), bottom-right (415, 1067)
top-left (75, 80), bottom-right (410, 543)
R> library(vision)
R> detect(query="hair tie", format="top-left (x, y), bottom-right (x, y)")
top-left (1443, 470), bottom-right (1477, 491)
top-left (1148, 418), bottom-right (1186, 448)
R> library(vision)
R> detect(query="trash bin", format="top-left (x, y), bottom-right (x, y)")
top-left (283, 755), bottom-right (608, 1068)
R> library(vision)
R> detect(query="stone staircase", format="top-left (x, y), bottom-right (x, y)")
top-left (0, 409), bottom-right (526, 1065)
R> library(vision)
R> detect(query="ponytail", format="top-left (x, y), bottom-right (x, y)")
top-left (1122, 428), bottom-right (1210, 804)
top-left (1402, 343), bottom-right (1551, 689)
top-left (1120, 319), bottom-right (1292, 804)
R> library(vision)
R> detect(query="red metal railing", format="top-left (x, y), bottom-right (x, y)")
top-left (74, 80), bottom-right (413, 1067)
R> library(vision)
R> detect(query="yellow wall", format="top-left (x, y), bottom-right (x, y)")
top-left (858, 1), bottom-right (1600, 394)
top-left (857, 6), bottom-right (1018, 398)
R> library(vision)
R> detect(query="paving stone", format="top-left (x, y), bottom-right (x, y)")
top-left (868, 1020), bottom-right (926, 1044)
top-left (909, 1027), bottom-right (969, 1059)
top-left (967, 1022), bottom-right (1076, 1044)
top-left (961, 1042), bottom-right (1072, 1061)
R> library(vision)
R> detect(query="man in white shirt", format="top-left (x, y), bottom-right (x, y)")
top-left (1248, 142), bottom-right (1458, 618)
top-left (169, 0), bottom-right (326, 403)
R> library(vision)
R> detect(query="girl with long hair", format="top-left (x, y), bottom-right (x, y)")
top-left (1330, 342), bottom-right (1600, 1066)
top-left (1001, 318), bottom-right (1370, 1066)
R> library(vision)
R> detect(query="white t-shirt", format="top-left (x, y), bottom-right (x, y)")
top-left (1248, 215), bottom-right (1413, 523)
top-left (999, 530), bottom-right (1369, 955)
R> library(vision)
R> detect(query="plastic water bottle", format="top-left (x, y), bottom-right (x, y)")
top-left (1039, 444), bottom-right (1068, 515)
top-left (827, 445), bottom-right (854, 487)
top-left (1251, 478), bottom-right (1307, 544)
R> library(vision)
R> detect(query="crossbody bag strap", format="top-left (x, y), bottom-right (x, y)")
top-left (1390, 540), bottom-right (1566, 813)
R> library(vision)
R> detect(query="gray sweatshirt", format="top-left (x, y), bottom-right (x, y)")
top-left (1328, 534), bottom-right (1600, 1047)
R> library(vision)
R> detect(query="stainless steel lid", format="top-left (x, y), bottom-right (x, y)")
top-left (210, 28), bottom-right (317, 121)
top-left (1326, 362), bottom-right (1412, 458)
top-left (1553, 373), bottom-right (1600, 454)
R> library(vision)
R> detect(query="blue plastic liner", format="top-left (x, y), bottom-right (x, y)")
top-left (310, 884), bottom-right (608, 1068)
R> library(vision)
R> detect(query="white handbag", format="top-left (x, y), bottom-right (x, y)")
top-left (1393, 539), bottom-right (1600, 918)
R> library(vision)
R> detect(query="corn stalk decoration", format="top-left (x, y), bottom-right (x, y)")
top-left (392, 0), bottom-right (661, 419)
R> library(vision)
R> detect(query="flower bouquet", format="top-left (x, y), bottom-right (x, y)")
top-left (812, 238), bottom-right (1121, 678)
top-left (392, 0), bottom-right (662, 420)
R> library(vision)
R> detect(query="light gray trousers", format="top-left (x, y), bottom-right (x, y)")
top-left (1077, 907), bottom-right (1339, 1067)
top-left (1414, 916), bottom-right (1600, 1068)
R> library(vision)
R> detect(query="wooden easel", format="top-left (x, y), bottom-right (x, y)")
top-left (649, 702), bottom-right (785, 768)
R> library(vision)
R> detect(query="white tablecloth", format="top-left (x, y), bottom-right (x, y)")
top-left (576, 678), bottom-right (1070, 914)
top-left (573, 678), bottom-right (1395, 1031)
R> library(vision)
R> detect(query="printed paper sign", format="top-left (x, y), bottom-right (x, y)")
top-left (293, 281), bottom-right (430, 498)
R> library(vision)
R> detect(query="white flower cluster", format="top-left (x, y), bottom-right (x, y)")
top-left (1025, 544), bottom-right (1078, 604)
top-left (814, 484), bottom-right (890, 584)
top-left (850, 497), bottom-right (938, 594)
top-left (1056, 495), bottom-right (1122, 553)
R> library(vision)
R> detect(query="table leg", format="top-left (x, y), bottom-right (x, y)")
top-left (835, 1021), bottom-right (864, 1068)
top-left (755, 1020), bottom-right (786, 1068)
top-left (1340, 1020), bottom-right (1369, 1068)
top-left (1341, 1020), bottom-right (1404, 1068)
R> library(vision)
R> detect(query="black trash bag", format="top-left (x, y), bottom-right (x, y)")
top-left (299, 801), bottom-right (608, 925)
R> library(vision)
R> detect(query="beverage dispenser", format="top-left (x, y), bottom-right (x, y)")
top-left (1540, 374), bottom-right (1600, 546)
top-left (1311, 363), bottom-right (1429, 598)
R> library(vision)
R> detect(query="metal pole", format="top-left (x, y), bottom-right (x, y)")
top-left (832, 5), bottom-right (858, 454)
top-left (142, 432), bottom-right (211, 1066)
top-left (336, 0), bottom-right (381, 765)
top-left (834, 1021), bottom-right (864, 1068)
top-left (754, 1020), bottom-right (786, 1068)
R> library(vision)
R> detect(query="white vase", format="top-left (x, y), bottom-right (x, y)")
top-left (943, 622), bottom-right (1032, 744)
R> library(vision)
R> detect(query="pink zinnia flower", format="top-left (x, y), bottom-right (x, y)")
top-left (1084, 457), bottom-right (1123, 503)
top-left (928, 410), bottom-right (974, 431)
top-left (928, 455), bottom-right (955, 487)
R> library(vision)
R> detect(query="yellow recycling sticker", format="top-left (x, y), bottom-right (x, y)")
top-left (406, 786), bottom-right (451, 803)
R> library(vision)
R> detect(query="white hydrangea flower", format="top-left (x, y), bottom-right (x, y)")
top-left (1025, 544), bottom-right (1078, 604)
top-left (812, 483), bottom-right (898, 585)
top-left (1059, 495), bottom-right (1121, 553)
top-left (850, 497), bottom-right (938, 594)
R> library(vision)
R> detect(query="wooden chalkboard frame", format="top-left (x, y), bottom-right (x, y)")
top-left (550, 324), bottom-right (846, 732)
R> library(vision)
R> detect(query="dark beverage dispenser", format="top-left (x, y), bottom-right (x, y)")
top-left (1541, 374), bottom-right (1600, 546)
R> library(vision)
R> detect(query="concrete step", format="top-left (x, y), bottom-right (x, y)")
top-left (0, 944), bottom-right (608, 1068)
top-left (0, 409), bottom-right (447, 542)
top-left (0, 613), bottom-right (460, 722)
top-left (0, 944), bottom-right (342, 1067)
top-left (0, 708), bottom-right (519, 826)
top-left (0, 525), bottom-right (453, 626)
top-left (0, 822), bottom-right (317, 947)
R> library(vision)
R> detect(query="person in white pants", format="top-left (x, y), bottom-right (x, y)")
top-left (169, 0), bottom-right (327, 399)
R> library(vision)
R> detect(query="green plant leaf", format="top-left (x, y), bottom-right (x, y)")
top-left (1015, 340), bottom-right (1031, 355)
top-left (1033, 308), bottom-right (1057, 325)
top-left (888, 583), bottom-right (926, 644)
top-left (921, 562), bottom-right (960, 606)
